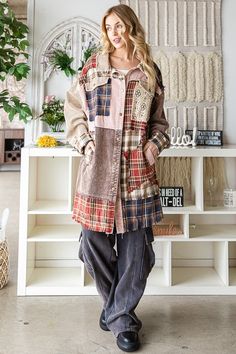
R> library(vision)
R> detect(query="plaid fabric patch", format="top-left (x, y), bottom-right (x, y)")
top-left (86, 78), bottom-right (111, 121)
top-left (124, 148), bottom-right (156, 193)
top-left (72, 193), bottom-right (115, 233)
top-left (122, 194), bottom-right (163, 232)
top-left (73, 192), bottom-right (163, 233)
top-left (123, 81), bottom-right (135, 130)
top-left (120, 131), bottom-right (159, 199)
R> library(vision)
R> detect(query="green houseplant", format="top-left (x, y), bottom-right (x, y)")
top-left (42, 48), bottom-right (76, 77)
top-left (39, 95), bottom-right (65, 132)
top-left (0, 0), bottom-right (32, 123)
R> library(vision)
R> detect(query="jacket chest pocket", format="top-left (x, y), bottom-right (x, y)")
top-left (85, 76), bottom-right (111, 121)
top-left (125, 147), bottom-right (156, 193)
top-left (131, 81), bottom-right (154, 123)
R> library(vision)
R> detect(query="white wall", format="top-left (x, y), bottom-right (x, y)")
top-left (222, 0), bottom-right (236, 144)
top-left (32, 0), bottom-right (118, 44)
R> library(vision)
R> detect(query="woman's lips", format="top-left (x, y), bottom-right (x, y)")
top-left (113, 38), bottom-right (121, 44)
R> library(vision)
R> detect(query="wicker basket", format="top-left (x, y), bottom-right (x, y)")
top-left (0, 240), bottom-right (9, 289)
top-left (0, 208), bottom-right (10, 289)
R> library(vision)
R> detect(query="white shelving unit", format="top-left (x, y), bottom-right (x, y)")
top-left (17, 145), bottom-right (236, 296)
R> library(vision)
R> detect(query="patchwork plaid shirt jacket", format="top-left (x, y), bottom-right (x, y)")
top-left (64, 51), bottom-right (170, 234)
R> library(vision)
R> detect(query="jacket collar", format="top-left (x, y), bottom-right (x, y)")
top-left (96, 51), bottom-right (146, 75)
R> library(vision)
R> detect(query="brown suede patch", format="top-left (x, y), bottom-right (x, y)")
top-left (76, 127), bottom-right (118, 199)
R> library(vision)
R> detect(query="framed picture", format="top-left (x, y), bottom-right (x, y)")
top-left (185, 130), bottom-right (223, 146)
top-left (160, 187), bottom-right (184, 207)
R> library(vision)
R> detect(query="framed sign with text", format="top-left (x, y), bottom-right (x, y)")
top-left (160, 187), bottom-right (184, 207)
top-left (185, 130), bottom-right (223, 146)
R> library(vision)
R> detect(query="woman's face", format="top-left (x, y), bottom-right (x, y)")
top-left (105, 12), bottom-right (129, 50)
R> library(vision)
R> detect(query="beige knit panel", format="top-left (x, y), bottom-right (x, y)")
top-left (120, 0), bottom-right (223, 131)
top-left (154, 50), bottom-right (223, 103)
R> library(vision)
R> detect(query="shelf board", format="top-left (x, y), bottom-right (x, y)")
top-left (82, 272), bottom-right (98, 295)
top-left (161, 145), bottom-right (236, 157)
top-left (28, 145), bottom-right (81, 157)
top-left (204, 206), bottom-right (236, 213)
top-left (84, 271), bottom-right (96, 287)
top-left (190, 225), bottom-right (236, 240)
top-left (163, 205), bottom-right (200, 214)
top-left (28, 200), bottom-right (70, 214)
top-left (24, 144), bottom-right (236, 157)
top-left (26, 267), bottom-right (84, 295)
top-left (146, 267), bottom-right (168, 288)
top-left (153, 235), bottom-right (186, 241)
top-left (172, 267), bottom-right (225, 287)
top-left (28, 225), bottom-right (82, 242)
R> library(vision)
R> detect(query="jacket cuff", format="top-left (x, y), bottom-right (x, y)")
top-left (148, 131), bottom-right (170, 157)
top-left (70, 133), bottom-right (93, 154)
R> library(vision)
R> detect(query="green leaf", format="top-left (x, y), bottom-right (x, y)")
top-left (2, 102), bottom-right (11, 112)
top-left (23, 105), bottom-right (32, 115)
top-left (19, 39), bottom-right (29, 51)
top-left (8, 108), bottom-right (16, 121)
top-left (0, 89), bottom-right (9, 97)
top-left (64, 67), bottom-right (70, 77)
top-left (8, 66), bottom-right (15, 75)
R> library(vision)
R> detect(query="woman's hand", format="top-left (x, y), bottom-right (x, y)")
top-left (143, 142), bottom-right (156, 166)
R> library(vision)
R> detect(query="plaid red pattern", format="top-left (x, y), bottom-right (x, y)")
top-left (73, 193), bottom-right (115, 233)
top-left (124, 148), bottom-right (157, 193)
top-left (123, 81), bottom-right (136, 130)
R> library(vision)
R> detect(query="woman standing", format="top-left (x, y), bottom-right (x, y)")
top-left (64, 4), bottom-right (170, 352)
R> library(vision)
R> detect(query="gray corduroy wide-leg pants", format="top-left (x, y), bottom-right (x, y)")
top-left (78, 223), bottom-right (156, 338)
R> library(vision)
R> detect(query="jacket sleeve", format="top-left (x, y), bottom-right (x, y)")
top-left (146, 67), bottom-right (170, 158)
top-left (64, 74), bottom-right (93, 154)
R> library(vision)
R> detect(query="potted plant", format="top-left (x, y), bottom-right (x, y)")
top-left (0, 0), bottom-right (32, 123)
top-left (39, 95), bottom-right (65, 133)
top-left (42, 48), bottom-right (76, 77)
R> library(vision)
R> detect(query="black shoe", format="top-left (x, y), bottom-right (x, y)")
top-left (99, 309), bottom-right (110, 331)
top-left (117, 331), bottom-right (140, 352)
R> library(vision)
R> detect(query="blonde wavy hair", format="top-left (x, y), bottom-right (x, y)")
top-left (100, 4), bottom-right (161, 92)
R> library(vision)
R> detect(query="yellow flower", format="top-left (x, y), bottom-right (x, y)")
top-left (36, 135), bottom-right (58, 148)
